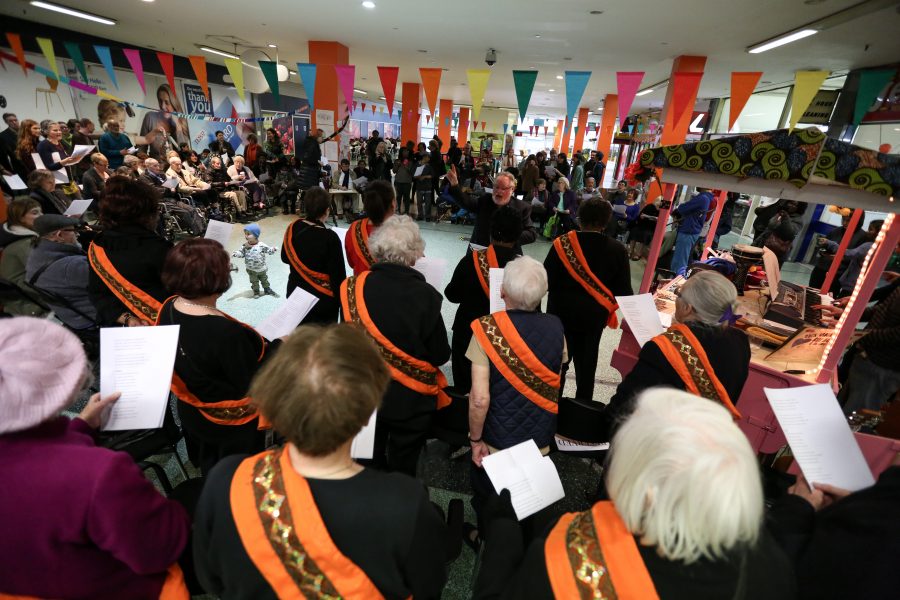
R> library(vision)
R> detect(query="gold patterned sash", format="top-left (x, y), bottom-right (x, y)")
top-left (553, 231), bottom-right (619, 328)
top-left (87, 242), bottom-right (161, 324)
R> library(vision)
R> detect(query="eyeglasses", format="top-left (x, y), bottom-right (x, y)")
top-left (494, 186), bottom-right (513, 192)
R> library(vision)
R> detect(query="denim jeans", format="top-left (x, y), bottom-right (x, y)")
top-left (670, 232), bottom-right (699, 275)
top-left (840, 352), bottom-right (900, 414)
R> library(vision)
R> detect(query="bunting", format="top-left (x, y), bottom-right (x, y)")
top-left (223, 57), bottom-right (245, 102)
top-left (122, 49), bottom-right (145, 94)
top-left (502, 123), bottom-right (508, 134)
top-left (670, 71), bottom-right (704, 127)
top-left (297, 63), bottom-right (317, 113)
top-left (616, 72), bottom-right (645, 130)
top-left (481, 121), bottom-right (486, 131)
top-left (377, 66), bottom-right (399, 116)
top-left (361, 102), bottom-right (366, 112)
top-left (371, 103), bottom-right (376, 114)
top-left (564, 71), bottom-right (591, 122)
top-left (512, 70), bottom-right (538, 121)
top-left (35, 38), bottom-right (58, 80)
top-left (63, 41), bottom-right (87, 83)
top-left (188, 55), bottom-right (210, 102)
top-left (467, 68), bottom-right (491, 122)
top-left (93, 45), bottom-right (118, 89)
top-left (728, 72), bottom-right (763, 131)
top-left (156, 52), bottom-right (177, 98)
top-left (426, 114), bottom-right (431, 124)
top-left (6, 33), bottom-right (26, 75)
top-left (789, 70), bottom-right (829, 131)
top-left (258, 61), bottom-right (280, 105)
top-left (334, 64), bottom-right (355, 115)
top-left (854, 69), bottom-right (895, 125)
top-left (419, 67), bottom-right (442, 115)
top-left (543, 126), bottom-right (548, 136)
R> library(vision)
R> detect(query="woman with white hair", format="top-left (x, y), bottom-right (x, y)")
top-left (474, 388), bottom-right (795, 599)
top-left (551, 176), bottom-right (578, 236)
top-left (339, 215), bottom-right (451, 476)
top-left (603, 270), bottom-right (750, 439)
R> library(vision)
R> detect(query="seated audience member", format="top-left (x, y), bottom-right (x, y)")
top-left (767, 456), bottom-right (900, 600)
top-left (445, 206), bottom-right (523, 391)
top-left (551, 176), bottom-right (579, 236)
top-left (528, 178), bottom-right (551, 231)
top-left (340, 215), bottom-right (451, 476)
top-left (208, 155), bottom-right (249, 219)
top-left (207, 130), bottom-right (235, 159)
top-left (97, 118), bottom-right (132, 170)
top-left (227, 155), bottom-right (264, 208)
top-left (579, 176), bottom-right (601, 203)
top-left (193, 324), bottom-right (448, 598)
top-left (28, 168), bottom-right (69, 215)
top-left (186, 151), bottom-right (207, 176)
top-left (0, 317), bottom-right (190, 600)
top-left (281, 186), bottom-right (346, 324)
top-left (275, 154), bottom-right (302, 215)
top-left (87, 176), bottom-right (172, 326)
top-left (545, 198), bottom-right (632, 400)
top-left (474, 389), bottom-right (795, 599)
top-left (603, 270), bottom-right (750, 440)
top-left (0, 197), bottom-right (44, 315)
top-left (447, 168), bottom-right (536, 250)
top-left (141, 157), bottom-right (204, 236)
top-left (606, 179), bottom-right (628, 207)
top-left (121, 153), bottom-right (142, 179)
top-left (157, 238), bottom-right (279, 474)
top-left (167, 156), bottom-right (215, 206)
top-left (81, 152), bottom-right (110, 201)
top-left (345, 180), bottom-right (396, 275)
top-left (466, 256), bottom-right (566, 544)
top-left (26, 214), bottom-right (97, 334)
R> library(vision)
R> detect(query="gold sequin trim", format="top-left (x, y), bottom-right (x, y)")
top-left (88, 244), bottom-right (159, 322)
top-left (565, 510), bottom-right (617, 600)
top-left (477, 315), bottom-right (559, 404)
top-left (558, 234), bottom-right (616, 307)
top-left (475, 250), bottom-right (491, 297)
top-left (662, 329), bottom-right (724, 403)
top-left (352, 219), bottom-right (375, 266)
top-left (251, 450), bottom-right (342, 599)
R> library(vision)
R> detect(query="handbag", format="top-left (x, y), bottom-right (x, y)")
top-left (543, 213), bottom-right (559, 238)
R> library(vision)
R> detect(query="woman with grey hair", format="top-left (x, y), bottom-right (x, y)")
top-left (602, 270), bottom-right (750, 440)
top-left (339, 215), bottom-right (450, 476)
top-left (474, 388), bottom-right (795, 599)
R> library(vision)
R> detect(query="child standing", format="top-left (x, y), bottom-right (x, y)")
top-left (233, 224), bottom-right (279, 298)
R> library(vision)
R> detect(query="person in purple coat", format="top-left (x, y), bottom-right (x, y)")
top-left (0, 317), bottom-right (190, 600)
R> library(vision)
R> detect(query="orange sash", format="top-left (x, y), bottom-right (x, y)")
top-left (545, 501), bottom-right (659, 600)
top-left (231, 448), bottom-right (384, 599)
top-left (157, 297), bottom-right (266, 427)
top-left (347, 218), bottom-right (374, 271)
top-left (341, 272), bottom-right (451, 409)
top-left (470, 311), bottom-right (561, 414)
top-left (472, 246), bottom-right (499, 298)
top-left (283, 221), bottom-right (334, 298)
top-left (87, 242), bottom-right (162, 324)
top-left (649, 324), bottom-right (741, 420)
top-left (553, 231), bottom-right (619, 328)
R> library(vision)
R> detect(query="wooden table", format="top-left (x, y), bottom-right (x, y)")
top-left (329, 188), bottom-right (361, 221)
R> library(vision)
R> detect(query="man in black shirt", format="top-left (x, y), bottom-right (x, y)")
top-left (208, 130), bottom-right (235, 158)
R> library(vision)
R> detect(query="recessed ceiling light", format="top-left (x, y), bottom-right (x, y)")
top-left (199, 45), bottom-right (240, 59)
top-left (635, 88), bottom-right (655, 96)
top-left (556, 75), bottom-right (563, 80)
top-left (534, 34), bottom-right (541, 38)
top-left (417, 49), bottom-right (428, 53)
top-left (30, 1), bottom-right (116, 25)
top-left (748, 29), bottom-right (818, 54)
top-left (362, 1), bottom-right (376, 8)
top-left (379, 96), bottom-right (386, 100)
top-left (141, 0), bottom-right (155, 3)
top-left (563, 57), bottom-right (572, 61)
top-left (353, 89), bottom-right (367, 95)
top-left (589, 10), bottom-right (604, 14)
top-left (267, 43), bottom-right (277, 48)
top-left (548, 89), bottom-right (555, 92)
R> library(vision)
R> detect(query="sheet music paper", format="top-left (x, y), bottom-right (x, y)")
top-left (489, 268), bottom-right (506, 313)
top-left (255, 288), bottom-right (320, 341)
top-left (763, 247), bottom-right (781, 300)
top-left (70, 144), bottom-right (96, 162)
top-left (33, 153), bottom-right (69, 183)
top-left (162, 177), bottom-right (179, 190)
top-left (64, 199), bottom-right (92, 217)
top-left (412, 257), bottom-right (448, 291)
top-left (469, 242), bottom-right (488, 252)
top-left (554, 435), bottom-right (610, 452)
top-left (414, 165), bottom-right (425, 177)
top-left (126, 146), bottom-right (138, 155)
top-left (3, 174), bottom-right (27, 189)
top-left (350, 410), bottom-right (377, 459)
top-left (204, 219), bottom-right (234, 248)
top-left (100, 325), bottom-right (180, 431)
top-left (330, 226), bottom-right (352, 274)
top-left (616, 294), bottom-right (666, 347)
top-left (765, 384), bottom-right (875, 492)
top-left (482, 440), bottom-right (566, 520)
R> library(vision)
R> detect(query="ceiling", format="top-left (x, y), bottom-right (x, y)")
top-left (4, 0), bottom-right (900, 119)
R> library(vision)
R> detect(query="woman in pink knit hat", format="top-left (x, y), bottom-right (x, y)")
top-left (0, 317), bottom-right (191, 600)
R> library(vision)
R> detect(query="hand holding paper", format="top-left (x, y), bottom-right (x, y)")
top-left (616, 294), bottom-right (666, 346)
top-left (489, 268), bottom-right (506, 314)
top-left (482, 440), bottom-right (565, 520)
top-left (255, 288), bottom-right (319, 341)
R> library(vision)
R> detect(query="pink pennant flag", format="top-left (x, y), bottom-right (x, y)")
top-left (122, 49), bottom-right (145, 94)
top-left (616, 72), bottom-right (645, 128)
top-left (333, 64), bottom-right (356, 114)
top-left (361, 102), bottom-right (367, 112)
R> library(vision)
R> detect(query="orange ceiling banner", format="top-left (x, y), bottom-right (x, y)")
top-left (728, 72), bottom-right (763, 132)
top-left (670, 72), bottom-right (704, 130)
top-left (377, 66), bottom-right (399, 117)
top-left (188, 55), bottom-right (210, 102)
top-left (419, 67), bottom-right (442, 115)
top-left (789, 70), bottom-right (830, 131)
top-left (6, 33), bottom-right (27, 75)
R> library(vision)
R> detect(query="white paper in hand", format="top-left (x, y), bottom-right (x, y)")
top-left (489, 268), bottom-right (506, 314)
top-left (616, 294), bottom-right (666, 347)
top-left (204, 219), bottom-right (234, 248)
top-left (412, 257), bottom-right (448, 291)
top-left (100, 325), bottom-right (180, 431)
top-left (765, 384), bottom-right (875, 492)
top-left (255, 288), bottom-right (319, 341)
top-left (350, 410), bottom-right (377, 459)
top-left (330, 226), bottom-right (352, 274)
top-left (482, 440), bottom-right (565, 520)
top-left (64, 199), bottom-right (92, 217)
top-left (71, 144), bottom-right (96, 161)
top-left (3, 174), bottom-right (27, 190)
top-left (162, 177), bottom-right (179, 190)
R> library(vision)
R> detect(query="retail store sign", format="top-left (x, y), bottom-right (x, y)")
top-left (800, 90), bottom-right (840, 125)
top-left (688, 111), bottom-right (709, 133)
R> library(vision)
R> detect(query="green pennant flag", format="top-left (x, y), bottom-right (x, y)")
top-left (258, 61), bottom-right (280, 105)
top-left (63, 42), bottom-right (88, 83)
top-left (512, 70), bottom-right (538, 121)
top-left (854, 69), bottom-right (895, 125)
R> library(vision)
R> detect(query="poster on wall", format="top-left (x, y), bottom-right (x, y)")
top-left (862, 69), bottom-right (900, 124)
top-left (291, 115), bottom-right (310, 158)
top-left (183, 83), bottom-right (213, 118)
top-left (190, 90), bottom-right (254, 155)
top-left (317, 109), bottom-right (336, 137)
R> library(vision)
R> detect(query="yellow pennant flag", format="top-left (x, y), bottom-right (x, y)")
top-left (789, 70), bottom-right (829, 131)
top-left (97, 90), bottom-right (124, 102)
top-left (467, 69), bottom-right (492, 123)
top-left (36, 37), bottom-right (59, 80)
top-left (224, 58), bottom-right (245, 102)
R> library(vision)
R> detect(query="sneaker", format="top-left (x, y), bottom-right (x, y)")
top-left (253, 292), bottom-right (261, 299)
top-left (264, 289), bottom-right (280, 298)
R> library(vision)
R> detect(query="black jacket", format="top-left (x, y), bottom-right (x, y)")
top-left (281, 219), bottom-right (346, 324)
top-left (445, 245), bottom-right (520, 331)
top-left (207, 140), bottom-right (235, 157)
top-left (447, 188), bottom-right (537, 249)
top-left (81, 167), bottom-right (106, 201)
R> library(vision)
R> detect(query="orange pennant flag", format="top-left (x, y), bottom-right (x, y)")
top-left (188, 55), bottom-right (210, 102)
top-left (6, 33), bottom-right (27, 75)
top-left (729, 72), bottom-right (763, 132)
top-left (419, 67), bottom-right (442, 116)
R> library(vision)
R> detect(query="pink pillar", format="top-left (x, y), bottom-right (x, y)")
top-left (639, 183), bottom-right (677, 293)
top-left (700, 190), bottom-right (728, 260)
top-left (816, 215), bottom-right (900, 383)
top-left (820, 208), bottom-right (864, 293)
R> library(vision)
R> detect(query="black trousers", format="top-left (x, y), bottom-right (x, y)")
top-left (451, 328), bottom-right (473, 393)
top-left (395, 182), bottom-right (412, 214)
top-left (372, 384), bottom-right (436, 477)
top-left (561, 327), bottom-right (604, 399)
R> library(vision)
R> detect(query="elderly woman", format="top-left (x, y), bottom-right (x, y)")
top-left (36, 121), bottom-right (80, 181)
top-left (340, 215), bottom-right (451, 476)
top-left (0, 197), bottom-right (44, 315)
top-left (345, 180), bottom-right (396, 275)
top-left (192, 324), bottom-right (448, 598)
top-left (28, 168), bottom-right (70, 215)
top-left (227, 155), bottom-right (263, 206)
top-left (474, 388), bottom-right (795, 599)
top-left (208, 155), bottom-right (249, 219)
top-left (281, 187), bottom-right (346, 324)
top-left (156, 238), bottom-right (279, 474)
top-left (0, 317), bottom-right (190, 599)
top-left (603, 270), bottom-right (750, 438)
top-left (87, 176), bottom-right (172, 326)
top-left (551, 176), bottom-right (578, 236)
top-left (82, 152), bottom-right (110, 201)
top-left (167, 155), bottom-right (216, 206)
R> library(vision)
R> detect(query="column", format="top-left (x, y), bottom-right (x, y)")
top-left (307, 41), bottom-right (349, 132)
top-left (559, 118), bottom-right (573, 156)
top-left (572, 107), bottom-right (590, 154)
top-left (457, 106), bottom-right (470, 147)
top-left (401, 82), bottom-right (421, 147)
top-left (596, 94), bottom-right (618, 160)
top-left (438, 98), bottom-right (453, 143)
top-left (551, 119), bottom-right (564, 151)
